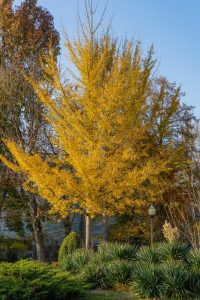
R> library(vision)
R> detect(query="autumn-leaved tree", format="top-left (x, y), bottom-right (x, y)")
top-left (0, 0), bottom-right (60, 260)
top-left (109, 77), bottom-right (196, 243)
top-left (0, 1), bottom-right (177, 248)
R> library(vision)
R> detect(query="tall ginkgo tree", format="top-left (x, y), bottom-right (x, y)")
top-left (0, 2), bottom-right (171, 249)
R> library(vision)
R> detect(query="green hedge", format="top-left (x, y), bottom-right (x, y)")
top-left (0, 260), bottom-right (85, 300)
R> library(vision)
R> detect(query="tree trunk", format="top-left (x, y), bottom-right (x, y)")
top-left (85, 214), bottom-right (92, 250)
top-left (102, 214), bottom-right (109, 242)
top-left (28, 193), bottom-right (46, 261)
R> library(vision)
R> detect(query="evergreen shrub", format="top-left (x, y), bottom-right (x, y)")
top-left (0, 259), bottom-right (85, 300)
top-left (58, 231), bottom-right (80, 265)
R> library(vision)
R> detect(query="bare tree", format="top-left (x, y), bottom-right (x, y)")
top-left (167, 126), bottom-right (200, 248)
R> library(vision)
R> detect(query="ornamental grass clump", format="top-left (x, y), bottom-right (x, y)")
top-left (187, 250), bottom-right (200, 296)
top-left (132, 242), bottom-right (197, 299)
top-left (81, 259), bottom-right (134, 289)
top-left (63, 242), bottom-right (138, 289)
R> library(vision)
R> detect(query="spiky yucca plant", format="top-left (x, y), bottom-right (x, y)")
top-left (158, 242), bottom-right (188, 263)
top-left (132, 262), bottom-right (164, 299)
top-left (161, 262), bottom-right (191, 299)
top-left (81, 262), bottom-right (108, 289)
top-left (97, 242), bottom-right (138, 261)
top-left (136, 246), bottom-right (161, 264)
top-left (105, 260), bottom-right (134, 287)
top-left (187, 249), bottom-right (200, 272)
top-left (62, 249), bottom-right (93, 273)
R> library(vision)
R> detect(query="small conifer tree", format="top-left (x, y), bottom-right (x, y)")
top-left (58, 231), bottom-right (80, 264)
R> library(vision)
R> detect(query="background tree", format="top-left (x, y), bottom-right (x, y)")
top-left (0, 0), bottom-right (60, 261)
top-left (166, 126), bottom-right (200, 248)
top-left (109, 78), bottom-right (196, 243)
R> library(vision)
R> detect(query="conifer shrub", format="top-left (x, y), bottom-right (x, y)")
top-left (0, 260), bottom-right (85, 300)
top-left (58, 231), bottom-right (80, 265)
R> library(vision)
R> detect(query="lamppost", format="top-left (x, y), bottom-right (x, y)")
top-left (148, 204), bottom-right (156, 246)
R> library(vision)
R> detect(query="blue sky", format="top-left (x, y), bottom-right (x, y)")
top-left (14, 0), bottom-right (200, 116)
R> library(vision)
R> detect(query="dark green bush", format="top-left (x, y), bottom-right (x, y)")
top-left (82, 259), bottom-right (134, 289)
top-left (58, 231), bottom-right (80, 265)
top-left (61, 242), bottom-right (137, 289)
top-left (78, 243), bottom-right (137, 289)
top-left (0, 260), bottom-right (85, 300)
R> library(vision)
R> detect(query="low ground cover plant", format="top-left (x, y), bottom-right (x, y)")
top-left (0, 259), bottom-right (85, 300)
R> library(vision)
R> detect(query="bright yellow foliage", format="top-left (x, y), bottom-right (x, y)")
top-left (0, 32), bottom-right (171, 218)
